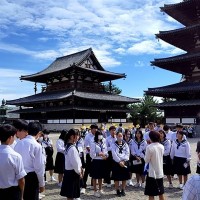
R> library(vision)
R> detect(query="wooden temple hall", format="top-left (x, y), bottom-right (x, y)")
top-left (146, 0), bottom-right (200, 125)
top-left (7, 48), bottom-right (139, 125)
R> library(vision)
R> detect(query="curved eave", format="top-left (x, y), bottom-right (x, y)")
top-left (161, 0), bottom-right (200, 26)
top-left (9, 106), bottom-right (131, 114)
top-left (152, 52), bottom-right (200, 75)
top-left (6, 90), bottom-right (140, 106)
top-left (156, 24), bottom-right (200, 52)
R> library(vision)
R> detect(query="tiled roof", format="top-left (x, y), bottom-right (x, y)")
top-left (7, 90), bottom-right (140, 105)
top-left (21, 48), bottom-right (125, 82)
top-left (9, 106), bottom-right (131, 114)
top-left (158, 99), bottom-right (200, 108)
top-left (146, 81), bottom-right (200, 96)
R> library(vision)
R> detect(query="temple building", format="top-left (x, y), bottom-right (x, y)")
top-left (145, 0), bottom-right (200, 125)
top-left (7, 48), bottom-right (139, 126)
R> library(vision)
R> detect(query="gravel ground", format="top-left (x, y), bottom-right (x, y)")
top-left (43, 134), bottom-right (199, 200)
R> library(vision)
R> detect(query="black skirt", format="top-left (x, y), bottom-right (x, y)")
top-left (130, 157), bottom-right (145, 174)
top-left (54, 152), bottom-right (65, 174)
top-left (145, 176), bottom-right (164, 196)
top-left (90, 159), bottom-right (107, 179)
top-left (45, 155), bottom-right (54, 171)
top-left (80, 152), bottom-right (86, 169)
top-left (196, 164), bottom-right (200, 174)
top-left (111, 161), bottom-right (130, 181)
top-left (173, 156), bottom-right (191, 175)
top-left (0, 186), bottom-right (21, 200)
top-left (60, 170), bottom-right (80, 198)
top-left (163, 155), bottom-right (173, 175)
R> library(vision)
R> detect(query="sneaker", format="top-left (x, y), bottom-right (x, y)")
top-left (121, 190), bottom-right (126, 196)
top-left (179, 184), bottom-right (184, 190)
top-left (134, 182), bottom-right (140, 188)
top-left (58, 182), bottom-right (62, 187)
top-left (169, 183), bottom-right (173, 189)
top-left (141, 183), bottom-right (145, 188)
top-left (129, 180), bottom-right (134, 186)
top-left (116, 190), bottom-right (121, 197)
top-left (80, 188), bottom-right (86, 194)
top-left (106, 183), bottom-right (112, 188)
top-left (174, 174), bottom-right (178, 179)
top-left (50, 176), bottom-right (57, 182)
top-left (39, 193), bottom-right (45, 199)
top-left (99, 190), bottom-right (104, 195)
top-left (94, 191), bottom-right (101, 198)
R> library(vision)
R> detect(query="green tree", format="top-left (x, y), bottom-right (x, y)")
top-left (129, 95), bottom-right (163, 127)
top-left (104, 82), bottom-right (122, 94)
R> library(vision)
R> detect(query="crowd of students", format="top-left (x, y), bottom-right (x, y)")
top-left (0, 120), bottom-right (200, 200)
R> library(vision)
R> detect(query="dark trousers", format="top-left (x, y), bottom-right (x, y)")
top-left (83, 154), bottom-right (92, 188)
top-left (104, 151), bottom-right (113, 184)
top-left (0, 186), bottom-right (21, 200)
top-left (24, 172), bottom-right (39, 200)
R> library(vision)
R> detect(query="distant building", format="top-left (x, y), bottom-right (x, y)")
top-left (0, 99), bottom-right (8, 124)
top-left (146, 0), bottom-right (200, 125)
top-left (7, 48), bottom-right (139, 125)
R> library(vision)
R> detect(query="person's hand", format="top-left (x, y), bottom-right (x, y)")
top-left (119, 161), bottom-right (125, 167)
top-left (136, 156), bottom-right (141, 161)
top-left (39, 187), bottom-right (45, 193)
top-left (98, 152), bottom-right (104, 156)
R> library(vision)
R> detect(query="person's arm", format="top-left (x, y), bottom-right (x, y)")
top-left (111, 144), bottom-right (120, 163)
top-left (90, 143), bottom-right (97, 159)
top-left (186, 142), bottom-right (191, 161)
top-left (170, 141), bottom-right (175, 160)
top-left (56, 140), bottom-right (65, 153)
top-left (18, 178), bottom-right (25, 200)
top-left (144, 145), bottom-right (151, 163)
top-left (70, 147), bottom-right (82, 175)
top-left (124, 143), bottom-right (130, 161)
top-left (182, 177), bottom-right (195, 200)
top-left (164, 140), bottom-right (171, 156)
top-left (106, 138), bottom-right (111, 151)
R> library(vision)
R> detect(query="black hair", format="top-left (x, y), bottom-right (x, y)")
top-left (158, 129), bottom-right (166, 139)
top-left (149, 122), bottom-right (155, 126)
top-left (149, 131), bottom-right (160, 142)
top-left (177, 131), bottom-right (185, 136)
top-left (124, 129), bottom-right (130, 135)
top-left (43, 129), bottom-right (50, 135)
top-left (163, 124), bottom-right (169, 131)
top-left (94, 130), bottom-right (103, 143)
top-left (135, 130), bottom-right (143, 141)
top-left (28, 122), bottom-right (43, 136)
top-left (65, 129), bottom-right (78, 145)
top-left (109, 126), bottom-right (116, 131)
top-left (119, 123), bottom-right (122, 127)
top-left (0, 124), bottom-right (17, 142)
top-left (13, 119), bottom-right (28, 132)
top-left (59, 129), bottom-right (68, 140)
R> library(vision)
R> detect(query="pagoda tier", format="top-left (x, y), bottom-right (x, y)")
top-left (156, 24), bottom-right (200, 52)
top-left (152, 52), bottom-right (200, 76)
top-left (21, 48), bottom-right (125, 83)
top-left (161, 0), bottom-right (200, 26)
top-left (145, 81), bottom-right (200, 98)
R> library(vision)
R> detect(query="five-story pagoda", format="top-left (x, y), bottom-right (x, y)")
top-left (7, 48), bottom-right (139, 126)
top-left (146, 0), bottom-right (200, 125)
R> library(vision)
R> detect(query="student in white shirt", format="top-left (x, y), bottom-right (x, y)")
top-left (131, 130), bottom-right (147, 188)
top-left (144, 122), bottom-right (155, 144)
top-left (159, 129), bottom-right (173, 188)
top-left (144, 131), bottom-right (165, 200)
top-left (105, 126), bottom-right (117, 187)
top-left (163, 125), bottom-right (173, 141)
top-left (60, 129), bottom-right (82, 200)
top-left (14, 122), bottom-right (45, 200)
top-left (170, 131), bottom-right (191, 190)
top-left (196, 141), bottom-right (200, 174)
top-left (54, 130), bottom-right (67, 187)
top-left (41, 129), bottom-right (56, 182)
top-left (90, 131), bottom-right (108, 198)
top-left (82, 124), bottom-right (98, 190)
top-left (112, 132), bottom-right (130, 197)
top-left (0, 124), bottom-right (27, 200)
top-left (170, 124), bottom-right (187, 142)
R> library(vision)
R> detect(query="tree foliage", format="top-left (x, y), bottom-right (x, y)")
top-left (104, 82), bottom-right (122, 94)
top-left (129, 95), bottom-right (163, 127)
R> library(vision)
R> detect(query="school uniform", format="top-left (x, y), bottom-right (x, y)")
top-left (90, 140), bottom-right (108, 179)
top-left (14, 135), bottom-right (45, 200)
top-left (0, 145), bottom-right (27, 200)
top-left (160, 139), bottom-right (173, 175)
top-left (83, 132), bottom-right (94, 188)
top-left (130, 139), bottom-right (147, 174)
top-left (54, 139), bottom-right (65, 174)
top-left (111, 141), bottom-right (130, 181)
top-left (170, 139), bottom-right (191, 175)
top-left (144, 131), bottom-right (150, 143)
top-left (170, 132), bottom-right (187, 142)
top-left (105, 135), bottom-right (117, 184)
top-left (76, 137), bottom-right (86, 168)
top-left (60, 143), bottom-right (82, 198)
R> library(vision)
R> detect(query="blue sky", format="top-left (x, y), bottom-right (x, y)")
top-left (0, 0), bottom-right (184, 102)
